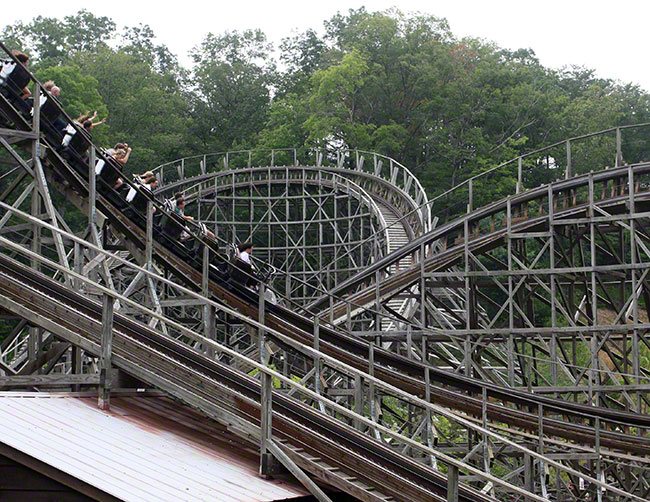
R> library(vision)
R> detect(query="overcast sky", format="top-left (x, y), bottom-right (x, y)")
top-left (4, 0), bottom-right (649, 91)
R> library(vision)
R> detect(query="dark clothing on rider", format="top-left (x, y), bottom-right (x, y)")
top-left (0, 59), bottom-right (31, 113)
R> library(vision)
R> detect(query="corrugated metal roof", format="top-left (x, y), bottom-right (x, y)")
top-left (0, 392), bottom-right (308, 502)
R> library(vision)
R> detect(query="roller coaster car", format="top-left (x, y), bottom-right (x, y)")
top-left (229, 257), bottom-right (257, 288)
top-left (60, 134), bottom-right (93, 179)
top-left (0, 65), bottom-right (30, 115)
top-left (129, 187), bottom-right (156, 214)
top-left (96, 156), bottom-right (122, 187)
top-left (159, 211), bottom-right (185, 241)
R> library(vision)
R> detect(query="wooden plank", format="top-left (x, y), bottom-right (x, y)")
top-left (273, 440), bottom-right (389, 502)
top-left (98, 294), bottom-right (114, 410)
top-left (266, 439), bottom-right (333, 502)
top-left (0, 374), bottom-right (100, 388)
top-left (16, 341), bottom-right (71, 377)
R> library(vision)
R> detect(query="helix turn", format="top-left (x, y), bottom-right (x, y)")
top-left (1, 41), bottom-right (650, 501)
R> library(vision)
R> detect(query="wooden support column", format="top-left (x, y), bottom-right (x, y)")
top-left (146, 201), bottom-right (154, 267)
top-left (447, 463), bottom-right (459, 502)
top-left (313, 317), bottom-right (326, 413)
top-left (548, 184), bottom-right (558, 394)
top-left (71, 345), bottom-right (82, 392)
top-left (202, 245), bottom-right (215, 358)
top-left (368, 341), bottom-right (381, 439)
top-left (425, 368), bottom-right (437, 468)
top-left (482, 387), bottom-right (491, 481)
top-left (463, 217), bottom-right (471, 377)
top-left (259, 281), bottom-right (279, 477)
top-left (524, 453), bottom-right (534, 502)
top-left (595, 417), bottom-right (602, 502)
top-left (588, 173), bottom-right (598, 406)
top-left (420, 241), bottom-right (426, 332)
top-left (538, 404), bottom-right (548, 499)
top-left (354, 373), bottom-right (362, 430)
top-left (507, 198), bottom-right (515, 387)
top-left (628, 165), bottom-right (641, 414)
top-left (98, 294), bottom-right (114, 410)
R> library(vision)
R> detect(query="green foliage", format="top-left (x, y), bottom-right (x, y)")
top-left (1, 9), bottom-right (116, 67)
top-left (2, 7), bottom-right (650, 200)
top-left (33, 65), bottom-right (109, 142)
top-left (74, 47), bottom-right (190, 171)
top-left (189, 29), bottom-right (275, 152)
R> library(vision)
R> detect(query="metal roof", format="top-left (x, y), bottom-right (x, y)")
top-left (0, 392), bottom-right (308, 502)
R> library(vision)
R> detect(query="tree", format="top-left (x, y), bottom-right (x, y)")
top-left (305, 49), bottom-right (373, 148)
top-left (277, 29), bottom-right (328, 97)
top-left (1, 10), bottom-right (116, 67)
top-left (75, 47), bottom-right (191, 170)
top-left (188, 30), bottom-right (276, 151)
top-left (34, 65), bottom-right (109, 145)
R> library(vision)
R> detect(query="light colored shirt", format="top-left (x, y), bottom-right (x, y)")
top-left (240, 250), bottom-right (251, 264)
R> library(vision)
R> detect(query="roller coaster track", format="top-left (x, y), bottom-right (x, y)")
top-left (309, 163), bottom-right (650, 316)
top-left (96, 138), bottom-right (650, 448)
top-left (1, 43), bottom-right (649, 500)
top-left (0, 204), bottom-right (642, 502)
top-left (152, 154), bottom-right (429, 307)
top-left (0, 251), bottom-right (499, 502)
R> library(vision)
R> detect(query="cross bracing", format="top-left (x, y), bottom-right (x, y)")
top-left (2, 40), bottom-right (650, 500)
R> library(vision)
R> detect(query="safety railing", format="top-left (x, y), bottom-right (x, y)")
top-left (309, 123), bottom-right (650, 311)
top-left (431, 122), bottom-right (650, 229)
top-left (151, 147), bottom-right (431, 235)
top-left (1, 199), bottom-right (645, 502)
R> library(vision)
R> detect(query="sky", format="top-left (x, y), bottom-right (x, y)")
top-left (4, 0), bottom-right (650, 91)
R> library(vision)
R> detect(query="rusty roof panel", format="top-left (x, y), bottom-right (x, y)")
top-left (0, 393), bottom-right (307, 502)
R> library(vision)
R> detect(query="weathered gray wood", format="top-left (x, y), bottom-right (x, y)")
top-left (16, 341), bottom-right (70, 378)
top-left (258, 281), bottom-right (277, 476)
top-left (98, 294), bottom-right (114, 410)
top-left (354, 374), bottom-right (362, 430)
top-left (0, 374), bottom-right (100, 388)
top-left (447, 463), bottom-right (459, 502)
top-left (266, 440), bottom-right (333, 502)
top-left (145, 201), bottom-right (153, 266)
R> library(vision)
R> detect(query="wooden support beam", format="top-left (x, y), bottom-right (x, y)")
top-left (447, 463), bottom-right (459, 502)
top-left (266, 440), bottom-right (333, 502)
top-left (15, 341), bottom-right (70, 377)
top-left (0, 374), bottom-right (100, 388)
top-left (258, 281), bottom-right (280, 477)
top-left (98, 294), bottom-right (114, 410)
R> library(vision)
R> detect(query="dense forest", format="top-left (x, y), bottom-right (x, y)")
top-left (2, 7), bottom-right (650, 198)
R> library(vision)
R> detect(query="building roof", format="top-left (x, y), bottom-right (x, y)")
top-left (0, 392), bottom-right (308, 502)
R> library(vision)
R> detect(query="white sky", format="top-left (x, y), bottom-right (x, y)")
top-left (4, 0), bottom-right (649, 91)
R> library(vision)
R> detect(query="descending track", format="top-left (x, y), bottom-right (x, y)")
top-left (1, 42), bottom-right (650, 500)
top-left (0, 253), bottom-right (497, 502)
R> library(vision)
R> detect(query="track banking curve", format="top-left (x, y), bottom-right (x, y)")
top-left (1, 41), bottom-right (649, 501)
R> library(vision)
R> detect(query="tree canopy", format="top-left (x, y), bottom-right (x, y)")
top-left (2, 7), bottom-right (649, 196)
